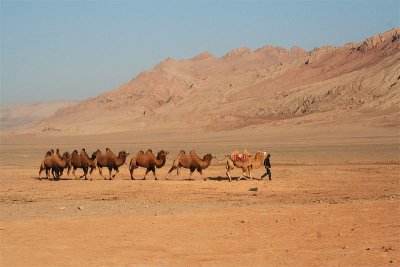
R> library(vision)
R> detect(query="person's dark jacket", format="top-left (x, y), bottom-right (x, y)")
top-left (264, 157), bottom-right (271, 168)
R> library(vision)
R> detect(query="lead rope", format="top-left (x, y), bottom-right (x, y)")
top-left (214, 155), bottom-right (231, 165)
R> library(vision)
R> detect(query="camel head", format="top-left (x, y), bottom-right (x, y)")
top-left (203, 153), bottom-right (215, 161)
top-left (118, 151), bottom-right (129, 158)
top-left (158, 150), bottom-right (169, 157)
top-left (253, 151), bottom-right (264, 159)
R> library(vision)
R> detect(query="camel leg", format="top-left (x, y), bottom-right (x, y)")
top-left (39, 165), bottom-right (44, 179)
top-left (110, 167), bottom-right (118, 179)
top-left (57, 169), bottom-right (62, 180)
top-left (143, 169), bottom-right (149, 180)
top-left (198, 169), bottom-right (207, 181)
top-left (249, 169), bottom-right (253, 180)
top-left (99, 167), bottom-right (107, 179)
top-left (130, 167), bottom-right (135, 180)
top-left (108, 168), bottom-right (113, 180)
top-left (112, 168), bottom-right (119, 179)
top-left (152, 169), bottom-right (158, 180)
top-left (81, 167), bottom-right (88, 180)
top-left (238, 172), bottom-right (247, 181)
top-left (226, 170), bottom-right (232, 182)
top-left (166, 166), bottom-right (176, 180)
top-left (226, 161), bottom-right (234, 182)
top-left (189, 170), bottom-right (194, 181)
top-left (89, 166), bottom-right (96, 175)
top-left (226, 165), bottom-right (233, 182)
top-left (53, 168), bottom-right (60, 181)
top-left (72, 167), bottom-right (78, 179)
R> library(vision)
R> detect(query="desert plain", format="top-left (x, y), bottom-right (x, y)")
top-left (1, 29), bottom-right (399, 266)
top-left (1, 123), bottom-right (399, 266)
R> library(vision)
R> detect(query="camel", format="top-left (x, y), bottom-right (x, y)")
top-left (166, 150), bottom-right (215, 181)
top-left (226, 150), bottom-right (266, 182)
top-left (70, 148), bottom-right (97, 180)
top-left (38, 150), bottom-right (71, 180)
top-left (39, 149), bottom-right (54, 179)
top-left (129, 149), bottom-right (169, 180)
top-left (39, 149), bottom-right (71, 179)
top-left (95, 148), bottom-right (129, 180)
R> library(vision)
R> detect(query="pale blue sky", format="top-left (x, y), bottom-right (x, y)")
top-left (1, 0), bottom-right (399, 104)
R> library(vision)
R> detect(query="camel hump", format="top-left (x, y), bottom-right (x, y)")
top-left (146, 149), bottom-right (153, 154)
top-left (45, 151), bottom-right (52, 157)
top-left (137, 150), bottom-right (145, 156)
top-left (72, 150), bottom-right (79, 156)
top-left (106, 148), bottom-right (115, 156)
top-left (230, 149), bottom-right (250, 162)
top-left (189, 150), bottom-right (203, 161)
top-left (230, 149), bottom-right (239, 160)
top-left (179, 150), bottom-right (186, 154)
top-left (243, 149), bottom-right (252, 156)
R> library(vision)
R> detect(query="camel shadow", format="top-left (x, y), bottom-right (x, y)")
top-left (34, 177), bottom-right (62, 181)
top-left (34, 176), bottom-right (88, 181)
top-left (207, 176), bottom-right (230, 181)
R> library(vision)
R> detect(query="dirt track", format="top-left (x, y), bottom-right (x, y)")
top-left (1, 160), bottom-right (399, 266)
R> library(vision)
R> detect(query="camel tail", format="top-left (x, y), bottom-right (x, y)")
top-left (38, 160), bottom-right (45, 177)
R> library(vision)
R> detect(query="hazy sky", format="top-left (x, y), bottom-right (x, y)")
top-left (1, 0), bottom-right (399, 104)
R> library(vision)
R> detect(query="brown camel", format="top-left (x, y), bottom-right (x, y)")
top-left (39, 149), bottom-right (54, 178)
top-left (166, 150), bottom-right (215, 181)
top-left (70, 148), bottom-right (97, 180)
top-left (129, 149), bottom-right (169, 180)
top-left (38, 150), bottom-right (71, 180)
top-left (226, 151), bottom-right (265, 181)
top-left (96, 148), bottom-right (129, 180)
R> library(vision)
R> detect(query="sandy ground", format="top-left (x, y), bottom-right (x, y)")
top-left (0, 130), bottom-right (399, 266)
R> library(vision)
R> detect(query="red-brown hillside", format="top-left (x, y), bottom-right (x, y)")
top-left (27, 28), bottom-right (400, 134)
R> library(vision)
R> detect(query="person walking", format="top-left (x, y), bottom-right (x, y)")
top-left (261, 153), bottom-right (271, 180)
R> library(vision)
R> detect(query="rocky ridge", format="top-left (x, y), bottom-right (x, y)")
top-left (23, 28), bottom-right (400, 134)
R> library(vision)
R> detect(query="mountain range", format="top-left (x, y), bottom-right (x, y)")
top-left (6, 28), bottom-right (400, 135)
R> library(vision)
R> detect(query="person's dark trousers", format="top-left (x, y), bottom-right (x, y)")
top-left (261, 167), bottom-right (271, 180)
